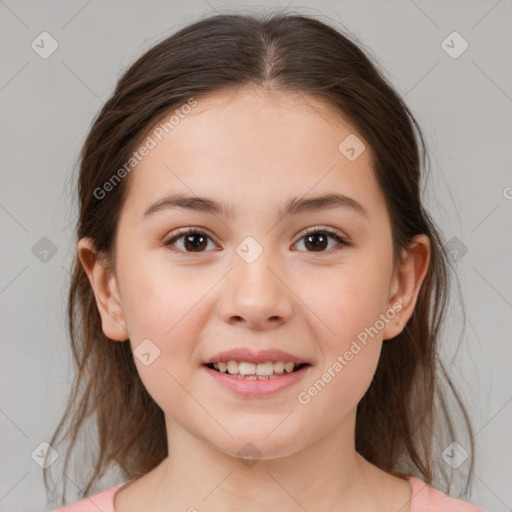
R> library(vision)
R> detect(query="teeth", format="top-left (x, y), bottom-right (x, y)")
top-left (239, 362), bottom-right (257, 375)
top-left (284, 362), bottom-right (295, 373)
top-left (227, 360), bottom-right (239, 375)
top-left (210, 360), bottom-right (300, 377)
top-left (274, 361), bottom-right (285, 373)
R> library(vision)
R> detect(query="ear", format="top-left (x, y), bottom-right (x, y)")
top-left (382, 234), bottom-right (431, 340)
top-left (77, 237), bottom-right (129, 341)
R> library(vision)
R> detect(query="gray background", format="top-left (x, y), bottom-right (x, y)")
top-left (1, 0), bottom-right (511, 511)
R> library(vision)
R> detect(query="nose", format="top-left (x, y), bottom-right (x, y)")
top-left (217, 248), bottom-right (294, 330)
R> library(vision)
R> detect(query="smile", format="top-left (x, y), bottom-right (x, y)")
top-left (206, 360), bottom-right (308, 378)
top-left (202, 362), bottom-right (312, 397)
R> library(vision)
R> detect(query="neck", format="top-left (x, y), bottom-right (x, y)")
top-left (148, 410), bottom-right (381, 511)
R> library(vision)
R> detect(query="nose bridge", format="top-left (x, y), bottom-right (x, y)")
top-left (233, 233), bottom-right (282, 296)
top-left (218, 234), bottom-right (293, 326)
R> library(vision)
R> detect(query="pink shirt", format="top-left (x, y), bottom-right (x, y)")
top-left (52, 475), bottom-right (488, 511)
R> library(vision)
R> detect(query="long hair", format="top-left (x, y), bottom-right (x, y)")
top-left (44, 10), bottom-right (475, 506)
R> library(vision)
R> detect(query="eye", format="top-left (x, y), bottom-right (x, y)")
top-left (293, 227), bottom-right (350, 254)
top-left (163, 228), bottom-right (218, 254)
top-left (163, 226), bottom-right (351, 255)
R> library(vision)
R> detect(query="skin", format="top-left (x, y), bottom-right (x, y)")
top-left (78, 86), bottom-right (430, 512)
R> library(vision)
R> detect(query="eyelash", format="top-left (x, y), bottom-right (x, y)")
top-left (163, 226), bottom-right (351, 255)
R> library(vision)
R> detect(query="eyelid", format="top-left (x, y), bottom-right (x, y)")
top-left (163, 225), bottom-right (351, 254)
top-left (165, 226), bottom-right (215, 240)
top-left (295, 225), bottom-right (347, 242)
top-left (292, 225), bottom-right (351, 255)
top-left (163, 226), bottom-right (219, 251)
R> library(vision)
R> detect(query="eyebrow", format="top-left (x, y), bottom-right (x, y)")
top-left (143, 192), bottom-right (369, 220)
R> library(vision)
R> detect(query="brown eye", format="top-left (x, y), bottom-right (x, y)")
top-left (164, 229), bottom-right (216, 253)
top-left (304, 232), bottom-right (329, 252)
top-left (164, 227), bottom-right (350, 255)
top-left (294, 228), bottom-right (349, 254)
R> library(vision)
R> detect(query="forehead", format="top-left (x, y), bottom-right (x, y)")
top-left (123, 87), bottom-right (383, 220)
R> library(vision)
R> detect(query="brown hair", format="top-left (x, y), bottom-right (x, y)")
top-left (45, 10), bottom-right (476, 506)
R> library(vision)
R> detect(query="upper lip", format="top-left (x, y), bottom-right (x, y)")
top-left (203, 348), bottom-right (311, 365)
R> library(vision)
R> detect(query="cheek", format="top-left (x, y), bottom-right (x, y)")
top-left (119, 254), bottom-right (211, 381)
top-left (125, 289), bottom-right (202, 417)
top-left (296, 266), bottom-right (386, 417)
top-left (118, 251), bottom-right (192, 336)
top-left (300, 257), bottom-right (391, 343)
top-left (294, 255), bottom-right (390, 408)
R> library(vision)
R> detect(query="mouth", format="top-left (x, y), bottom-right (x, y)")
top-left (202, 360), bottom-right (312, 397)
top-left (203, 361), bottom-right (311, 379)
top-left (201, 348), bottom-right (313, 395)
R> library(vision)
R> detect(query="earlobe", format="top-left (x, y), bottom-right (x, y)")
top-left (76, 237), bottom-right (129, 342)
top-left (382, 234), bottom-right (431, 340)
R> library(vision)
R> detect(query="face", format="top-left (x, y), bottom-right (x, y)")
top-left (80, 86), bottom-right (428, 461)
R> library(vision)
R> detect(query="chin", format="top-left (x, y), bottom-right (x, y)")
top-left (212, 432), bottom-right (307, 463)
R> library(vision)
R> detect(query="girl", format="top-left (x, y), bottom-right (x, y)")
top-left (46, 10), bottom-right (486, 512)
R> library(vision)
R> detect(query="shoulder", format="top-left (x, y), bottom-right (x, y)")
top-left (50, 483), bottom-right (125, 512)
top-left (409, 476), bottom-right (488, 512)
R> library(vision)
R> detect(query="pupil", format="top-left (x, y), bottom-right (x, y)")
top-left (306, 233), bottom-right (327, 252)
top-left (185, 234), bottom-right (207, 252)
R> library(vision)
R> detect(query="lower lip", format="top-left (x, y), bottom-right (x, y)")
top-left (202, 364), bottom-right (311, 397)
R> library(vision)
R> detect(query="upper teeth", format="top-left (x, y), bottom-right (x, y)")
top-left (213, 360), bottom-right (297, 375)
